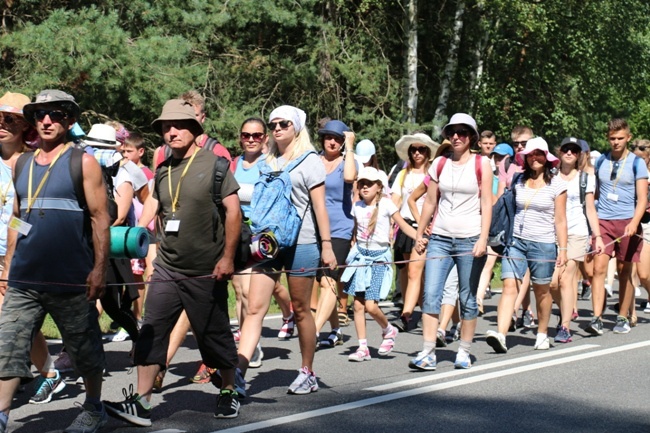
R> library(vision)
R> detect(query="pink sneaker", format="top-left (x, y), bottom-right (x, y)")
top-left (233, 329), bottom-right (241, 343)
top-left (378, 326), bottom-right (398, 356)
top-left (348, 346), bottom-right (371, 362)
top-left (278, 313), bottom-right (295, 340)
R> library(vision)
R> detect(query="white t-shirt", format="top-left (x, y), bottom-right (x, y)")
top-left (513, 175), bottom-right (567, 243)
top-left (430, 156), bottom-right (484, 238)
top-left (351, 197), bottom-right (399, 250)
top-left (564, 171), bottom-right (595, 236)
top-left (390, 169), bottom-right (426, 222)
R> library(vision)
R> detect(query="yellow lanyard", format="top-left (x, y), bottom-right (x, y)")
top-left (523, 179), bottom-right (542, 212)
top-left (610, 151), bottom-right (628, 193)
top-left (26, 144), bottom-right (70, 215)
top-left (168, 149), bottom-right (199, 214)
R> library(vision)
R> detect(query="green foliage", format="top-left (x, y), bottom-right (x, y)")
top-left (2, 0), bottom-right (650, 166)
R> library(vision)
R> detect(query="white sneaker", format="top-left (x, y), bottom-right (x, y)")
top-left (249, 343), bottom-right (264, 368)
top-left (605, 284), bottom-right (613, 298)
top-left (534, 335), bottom-right (550, 350)
top-left (111, 328), bottom-right (130, 342)
top-left (635, 286), bottom-right (642, 297)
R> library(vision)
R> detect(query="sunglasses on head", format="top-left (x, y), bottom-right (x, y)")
top-left (267, 120), bottom-right (292, 130)
top-left (34, 109), bottom-right (68, 123)
top-left (513, 140), bottom-right (527, 148)
top-left (409, 146), bottom-right (429, 154)
top-left (445, 127), bottom-right (470, 138)
top-left (632, 145), bottom-right (648, 152)
top-left (240, 132), bottom-right (265, 142)
top-left (0, 113), bottom-right (19, 125)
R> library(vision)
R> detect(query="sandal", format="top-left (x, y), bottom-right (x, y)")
top-left (319, 329), bottom-right (343, 348)
top-left (478, 300), bottom-right (484, 316)
top-left (338, 311), bottom-right (350, 327)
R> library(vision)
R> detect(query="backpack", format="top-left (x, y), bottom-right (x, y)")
top-left (249, 151), bottom-right (314, 248)
top-left (488, 172), bottom-right (523, 255)
top-left (594, 151), bottom-right (642, 201)
top-left (155, 136), bottom-right (221, 169)
top-left (578, 171), bottom-right (592, 234)
top-left (212, 156), bottom-right (252, 270)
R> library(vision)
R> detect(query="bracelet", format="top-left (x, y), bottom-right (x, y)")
top-left (595, 235), bottom-right (602, 238)
top-left (558, 247), bottom-right (568, 251)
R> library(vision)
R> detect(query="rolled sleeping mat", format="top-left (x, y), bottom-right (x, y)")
top-left (250, 231), bottom-right (279, 262)
top-left (110, 226), bottom-right (150, 259)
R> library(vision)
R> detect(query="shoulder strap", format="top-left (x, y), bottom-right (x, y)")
top-left (13, 152), bottom-right (32, 184)
top-left (286, 150), bottom-right (315, 172)
top-left (579, 171), bottom-right (588, 205)
top-left (475, 154), bottom-right (482, 198)
top-left (70, 147), bottom-right (86, 210)
top-left (435, 156), bottom-right (448, 179)
top-left (204, 137), bottom-right (219, 152)
top-left (595, 153), bottom-right (607, 173)
top-left (212, 156), bottom-right (231, 207)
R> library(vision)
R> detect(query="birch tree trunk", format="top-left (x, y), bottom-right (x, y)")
top-left (469, 1), bottom-right (490, 111)
top-left (432, 0), bottom-right (465, 136)
top-left (404, 0), bottom-right (418, 126)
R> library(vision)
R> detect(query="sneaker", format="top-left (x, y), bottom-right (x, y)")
top-left (378, 326), bottom-right (398, 356)
top-left (484, 288), bottom-right (493, 299)
top-left (287, 367), bottom-right (318, 394)
top-left (581, 282), bottom-right (592, 300)
top-left (233, 329), bottom-right (241, 343)
top-left (111, 328), bottom-right (130, 342)
top-left (64, 402), bottom-right (108, 433)
top-left (408, 350), bottom-right (436, 371)
top-left (635, 286), bottom-right (642, 297)
top-left (348, 346), bottom-right (371, 362)
top-left (605, 284), bottom-right (613, 298)
top-left (446, 323), bottom-right (461, 343)
top-left (534, 335), bottom-right (550, 350)
top-left (486, 330), bottom-right (508, 353)
top-left (29, 370), bottom-right (66, 404)
top-left (586, 316), bottom-right (604, 335)
top-left (54, 351), bottom-right (74, 374)
top-left (613, 316), bottom-right (631, 334)
top-left (190, 362), bottom-right (216, 384)
top-left (214, 389), bottom-right (240, 419)
top-left (278, 313), bottom-right (295, 340)
top-left (523, 310), bottom-right (535, 329)
top-left (511, 315), bottom-right (520, 331)
top-left (454, 351), bottom-right (471, 369)
top-left (319, 328), bottom-right (343, 348)
top-left (435, 329), bottom-right (447, 348)
top-left (248, 343), bottom-right (264, 369)
top-left (104, 386), bottom-right (152, 427)
top-left (554, 326), bottom-right (572, 343)
top-left (643, 301), bottom-right (650, 313)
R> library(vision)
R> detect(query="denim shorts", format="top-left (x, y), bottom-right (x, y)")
top-left (422, 234), bottom-right (486, 320)
top-left (255, 243), bottom-right (320, 277)
top-left (501, 237), bottom-right (557, 285)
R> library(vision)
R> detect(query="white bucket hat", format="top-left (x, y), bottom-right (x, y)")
top-left (82, 124), bottom-right (119, 148)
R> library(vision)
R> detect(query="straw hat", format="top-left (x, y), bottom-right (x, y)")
top-left (395, 133), bottom-right (439, 161)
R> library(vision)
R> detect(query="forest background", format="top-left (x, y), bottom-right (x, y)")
top-left (2, 0), bottom-right (650, 171)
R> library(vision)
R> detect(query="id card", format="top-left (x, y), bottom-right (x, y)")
top-left (607, 192), bottom-right (619, 202)
top-left (165, 219), bottom-right (180, 232)
top-left (8, 216), bottom-right (32, 236)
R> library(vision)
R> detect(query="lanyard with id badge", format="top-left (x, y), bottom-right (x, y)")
top-left (165, 149), bottom-right (199, 233)
top-left (607, 152), bottom-right (628, 203)
top-left (9, 145), bottom-right (70, 236)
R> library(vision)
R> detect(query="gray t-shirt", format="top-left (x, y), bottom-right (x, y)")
top-left (274, 152), bottom-right (326, 244)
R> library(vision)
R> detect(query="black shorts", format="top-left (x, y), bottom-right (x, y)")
top-left (134, 264), bottom-right (237, 370)
top-left (393, 219), bottom-right (417, 268)
top-left (317, 238), bottom-right (352, 282)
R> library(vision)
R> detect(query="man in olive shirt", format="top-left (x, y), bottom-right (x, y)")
top-left (104, 99), bottom-right (243, 422)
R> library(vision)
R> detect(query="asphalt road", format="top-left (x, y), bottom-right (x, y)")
top-left (7, 288), bottom-right (650, 433)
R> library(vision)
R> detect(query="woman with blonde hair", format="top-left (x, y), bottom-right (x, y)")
top-left (237, 105), bottom-right (336, 395)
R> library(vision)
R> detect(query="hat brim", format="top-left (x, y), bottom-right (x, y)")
top-left (516, 149), bottom-right (560, 167)
top-left (395, 134), bottom-right (439, 161)
top-left (151, 116), bottom-right (204, 136)
top-left (22, 101), bottom-right (80, 126)
top-left (82, 138), bottom-right (119, 148)
top-left (354, 153), bottom-right (372, 164)
top-left (317, 128), bottom-right (345, 139)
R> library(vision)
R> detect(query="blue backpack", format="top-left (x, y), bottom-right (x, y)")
top-left (249, 151), bottom-right (314, 248)
top-left (488, 172), bottom-right (522, 255)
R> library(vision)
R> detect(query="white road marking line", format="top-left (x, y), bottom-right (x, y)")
top-left (213, 341), bottom-right (650, 433)
top-left (366, 343), bottom-right (599, 391)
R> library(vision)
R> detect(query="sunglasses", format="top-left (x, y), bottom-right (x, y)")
top-left (409, 146), bottom-right (429, 154)
top-left (267, 120), bottom-right (292, 130)
top-left (446, 128), bottom-right (470, 138)
top-left (357, 179), bottom-right (378, 188)
top-left (34, 109), bottom-right (68, 123)
top-left (611, 161), bottom-right (620, 181)
top-left (240, 132), bottom-right (265, 142)
top-left (513, 140), bottom-right (528, 148)
top-left (632, 145), bottom-right (648, 152)
top-left (560, 146), bottom-right (581, 155)
top-left (0, 113), bottom-right (21, 126)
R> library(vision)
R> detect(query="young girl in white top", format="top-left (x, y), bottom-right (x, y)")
top-left (342, 167), bottom-right (417, 361)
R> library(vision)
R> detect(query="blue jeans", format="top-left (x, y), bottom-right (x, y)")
top-left (501, 237), bottom-right (557, 285)
top-left (422, 234), bottom-right (486, 320)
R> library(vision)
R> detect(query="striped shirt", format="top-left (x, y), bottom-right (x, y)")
top-left (513, 175), bottom-right (567, 243)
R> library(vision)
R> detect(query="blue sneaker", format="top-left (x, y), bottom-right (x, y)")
top-left (454, 351), bottom-right (472, 369)
top-left (408, 351), bottom-right (436, 371)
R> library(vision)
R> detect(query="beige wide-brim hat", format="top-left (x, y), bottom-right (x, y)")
top-left (151, 99), bottom-right (204, 136)
top-left (395, 133), bottom-right (439, 161)
top-left (0, 92), bottom-right (31, 116)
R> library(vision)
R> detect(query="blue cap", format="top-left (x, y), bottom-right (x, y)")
top-left (578, 139), bottom-right (590, 153)
top-left (491, 143), bottom-right (514, 157)
top-left (318, 120), bottom-right (349, 139)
